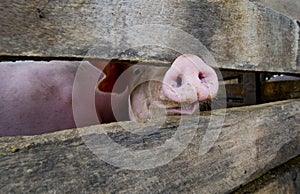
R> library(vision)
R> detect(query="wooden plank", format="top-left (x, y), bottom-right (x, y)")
top-left (0, 0), bottom-right (299, 73)
top-left (233, 156), bottom-right (300, 194)
top-left (298, 21), bottom-right (300, 72)
top-left (221, 71), bottom-right (258, 106)
top-left (243, 72), bottom-right (258, 105)
top-left (0, 99), bottom-right (299, 193)
top-left (251, 0), bottom-right (300, 21)
top-left (252, 0), bottom-right (300, 73)
top-left (261, 80), bottom-right (300, 102)
top-left (220, 70), bottom-right (241, 81)
top-left (225, 84), bottom-right (243, 99)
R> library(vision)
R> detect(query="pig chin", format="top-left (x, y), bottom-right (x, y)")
top-left (128, 81), bottom-right (199, 121)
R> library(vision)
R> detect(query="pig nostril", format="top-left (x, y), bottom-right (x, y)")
top-left (198, 72), bottom-right (205, 80)
top-left (176, 76), bottom-right (182, 87)
top-left (198, 72), bottom-right (206, 82)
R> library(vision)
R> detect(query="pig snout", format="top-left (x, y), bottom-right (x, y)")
top-left (162, 54), bottom-right (219, 103)
top-left (127, 54), bottom-right (219, 121)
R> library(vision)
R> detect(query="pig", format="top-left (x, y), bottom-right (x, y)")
top-left (0, 54), bottom-right (219, 136)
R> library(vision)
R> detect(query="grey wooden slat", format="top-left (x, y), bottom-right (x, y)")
top-left (251, 0), bottom-right (300, 21)
top-left (0, 99), bottom-right (299, 193)
top-left (0, 0), bottom-right (299, 73)
top-left (233, 156), bottom-right (300, 194)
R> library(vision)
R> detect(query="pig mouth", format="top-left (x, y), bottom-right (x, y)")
top-left (152, 99), bottom-right (198, 115)
top-left (128, 81), bottom-right (199, 121)
top-left (150, 80), bottom-right (199, 115)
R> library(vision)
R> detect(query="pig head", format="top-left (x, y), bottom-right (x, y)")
top-left (96, 54), bottom-right (219, 123)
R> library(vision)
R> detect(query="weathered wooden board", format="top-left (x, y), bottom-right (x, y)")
top-left (261, 80), bottom-right (300, 103)
top-left (225, 84), bottom-right (243, 99)
top-left (233, 156), bottom-right (300, 194)
top-left (221, 71), bottom-right (258, 106)
top-left (251, 0), bottom-right (300, 74)
top-left (0, 0), bottom-right (299, 73)
top-left (0, 99), bottom-right (299, 193)
top-left (222, 70), bottom-right (300, 106)
top-left (251, 0), bottom-right (300, 21)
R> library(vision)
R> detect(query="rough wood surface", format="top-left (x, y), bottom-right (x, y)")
top-left (233, 156), bottom-right (300, 194)
top-left (0, 99), bottom-right (299, 193)
top-left (0, 0), bottom-right (299, 73)
top-left (251, 0), bottom-right (300, 74)
top-left (251, 0), bottom-right (300, 21)
top-left (261, 80), bottom-right (300, 103)
top-left (242, 72), bottom-right (258, 105)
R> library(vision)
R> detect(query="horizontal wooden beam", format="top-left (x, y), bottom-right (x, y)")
top-left (0, 99), bottom-right (299, 193)
top-left (233, 156), bottom-right (300, 193)
top-left (261, 80), bottom-right (300, 102)
top-left (0, 0), bottom-right (299, 73)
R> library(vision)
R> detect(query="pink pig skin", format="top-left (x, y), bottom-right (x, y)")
top-left (0, 54), bottom-right (219, 136)
top-left (0, 61), bottom-right (78, 136)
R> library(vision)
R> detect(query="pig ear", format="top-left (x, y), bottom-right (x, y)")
top-left (90, 61), bottom-right (131, 93)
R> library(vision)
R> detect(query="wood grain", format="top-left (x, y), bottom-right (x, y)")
top-left (0, 0), bottom-right (299, 73)
top-left (233, 156), bottom-right (300, 194)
